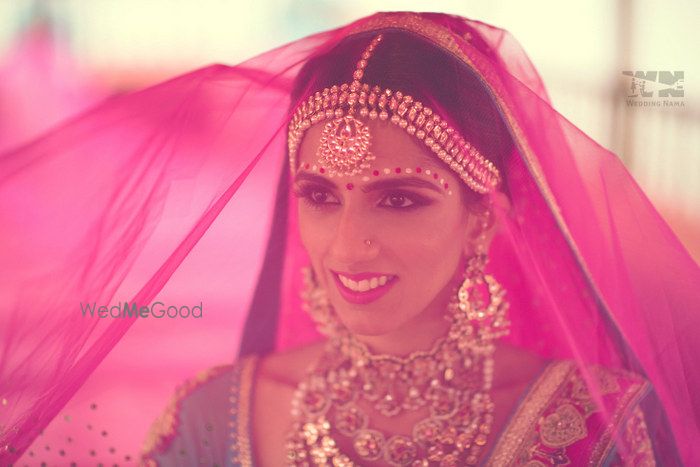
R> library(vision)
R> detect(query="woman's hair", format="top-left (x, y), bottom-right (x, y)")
top-left (291, 28), bottom-right (515, 209)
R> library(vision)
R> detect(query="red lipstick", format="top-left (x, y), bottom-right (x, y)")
top-left (331, 270), bottom-right (398, 305)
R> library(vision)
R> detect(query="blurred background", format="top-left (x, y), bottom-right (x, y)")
top-left (1, 0), bottom-right (698, 259)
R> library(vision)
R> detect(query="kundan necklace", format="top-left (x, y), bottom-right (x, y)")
top-left (285, 286), bottom-right (500, 466)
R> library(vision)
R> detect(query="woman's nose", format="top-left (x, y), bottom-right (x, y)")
top-left (328, 206), bottom-right (379, 263)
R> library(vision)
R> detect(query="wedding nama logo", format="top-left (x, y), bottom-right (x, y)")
top-left (622, 70), bottom-right (685, 107)
top-left (80, 301), bottom-right (203, 318)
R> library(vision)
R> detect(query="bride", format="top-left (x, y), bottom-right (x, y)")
top-left (142, 16), bottom-right (679, 466)
top-left (1, 11), bottom-right (695, 467)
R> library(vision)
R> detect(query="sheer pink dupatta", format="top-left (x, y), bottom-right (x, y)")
top-left (0, 23), bottom-right (106, 153)
top-left (1, 12), bottom-right (698, 465)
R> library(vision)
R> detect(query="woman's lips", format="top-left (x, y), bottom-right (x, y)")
top-left (331, 271), bottom-right (398, 305)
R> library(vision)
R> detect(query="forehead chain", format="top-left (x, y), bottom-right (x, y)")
top-left (287, 33), bottom-right (501, 194)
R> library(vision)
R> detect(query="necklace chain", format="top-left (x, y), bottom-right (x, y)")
top-left (285, 293), bottom-right (496, 466)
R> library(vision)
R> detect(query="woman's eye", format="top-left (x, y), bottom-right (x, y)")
top-left (294, 184), bottom-right (426, 211)
top-left (379, 193), bottom-right (416, 209)
top-left (294, 185), bottom-right (339, 209)
top-left (310, 190), bottom-right (333, 204)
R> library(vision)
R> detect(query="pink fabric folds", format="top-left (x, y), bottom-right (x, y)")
top-left (0, 22), bottom-right (106, 153)
top-left (0, 12), bottom-right (697, 465)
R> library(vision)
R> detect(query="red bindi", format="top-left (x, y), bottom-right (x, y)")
top-left (346, 183), bottom-right (354, 190)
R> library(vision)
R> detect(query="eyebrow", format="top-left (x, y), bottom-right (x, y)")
top-left (293, 171), bottom-right (444, 195)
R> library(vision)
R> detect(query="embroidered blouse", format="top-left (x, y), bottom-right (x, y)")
top-left (141, 357), bottom-right (657, 466)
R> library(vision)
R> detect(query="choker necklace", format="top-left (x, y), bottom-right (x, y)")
top-left (285, 287), bottom-right (498, 466)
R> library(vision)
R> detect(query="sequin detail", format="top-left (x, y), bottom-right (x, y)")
top-left (229, 355), bottom-right (258, 467)
top-left (141, 365), bottom-right (231, 457)
top-left (486, 361), bottom-right (650, 466)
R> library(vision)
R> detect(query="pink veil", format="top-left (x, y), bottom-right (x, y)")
top-left (0, 19), bottom-right (106, 153)
top-left (1, 12), bottom-right (698, 465)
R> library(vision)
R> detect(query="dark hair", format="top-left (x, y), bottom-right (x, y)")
top-left (239, 28), bottom-right (515, 356)
top-left (291, 28), bottom-right (514, 209)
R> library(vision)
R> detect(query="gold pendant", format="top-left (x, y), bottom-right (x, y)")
top-left (316, 115), bottom-right (374, 176)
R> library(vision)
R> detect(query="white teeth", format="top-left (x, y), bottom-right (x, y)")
top-left (338, 274), bottom-right (392, 292)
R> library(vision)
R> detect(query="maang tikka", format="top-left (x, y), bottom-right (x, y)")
top-left (287, 34), bottom-right (502, 193)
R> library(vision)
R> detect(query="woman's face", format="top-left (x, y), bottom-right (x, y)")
top-left (294, 118), bottom-right (482, 337)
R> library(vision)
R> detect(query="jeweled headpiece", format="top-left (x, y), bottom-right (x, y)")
top-left (287, 34), bottom-right (502, 194)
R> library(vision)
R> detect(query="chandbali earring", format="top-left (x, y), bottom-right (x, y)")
top-left (457, 218), bottom-right (511, 340)
top-left (300, 266), bottom-right (343, 337)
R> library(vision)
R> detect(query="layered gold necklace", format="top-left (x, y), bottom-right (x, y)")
top-left (285, 291), bottom-right (497, 466)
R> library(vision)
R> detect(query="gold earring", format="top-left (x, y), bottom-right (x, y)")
top-left (457, 253), bottom-right (510, 340)
top-left (300, 266), bottom-right (342, 337)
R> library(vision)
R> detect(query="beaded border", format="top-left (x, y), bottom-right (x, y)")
top-left (229, 355), bottom-right (257, 467)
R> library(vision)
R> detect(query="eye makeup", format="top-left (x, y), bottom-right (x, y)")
top-left (292, 182), bottom-right (433, 212)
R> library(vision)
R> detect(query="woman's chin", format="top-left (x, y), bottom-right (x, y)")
top-left (335, 311), bottom-right (403, 337)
